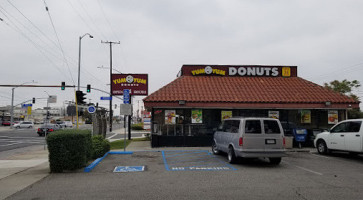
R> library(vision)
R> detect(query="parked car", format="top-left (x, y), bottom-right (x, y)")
top-left (37, 124), bottom-right (60, 136)
top-left (2, 121), bottom-right (11, 126)
top-left (212, 117), bottom-right (286, 164)
top-left (64, 121), bottom-right (73, 128)
top-left (13, 121), bottom-right (34, 129)
top-left (56, 121), bottom-right (66, 128)
top-left (314, 119), bottom-right (363, 155)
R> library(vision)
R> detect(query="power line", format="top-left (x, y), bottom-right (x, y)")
top-left (42, 0), bottom-right (76, 85)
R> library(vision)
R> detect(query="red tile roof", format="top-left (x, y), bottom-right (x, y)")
top-left (144, 76), bottom-right (359, 108)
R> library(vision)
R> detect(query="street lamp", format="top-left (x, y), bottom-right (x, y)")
top-left (10, 80), bottom-right (37, 129)
top-left (78, 33), bottom-right (93, 91)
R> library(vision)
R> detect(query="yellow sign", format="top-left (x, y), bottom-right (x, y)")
top-left (27, 106), bottom-right (32, 115)
top-left (282, 67), bottom-right (291, 77)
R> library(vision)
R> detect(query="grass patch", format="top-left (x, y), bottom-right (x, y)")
top-left (109, 137), bottom-right (151, 150)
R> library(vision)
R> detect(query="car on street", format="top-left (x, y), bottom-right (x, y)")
top-left (64, 121), bottom-right (73, 128)
top-left (13, 121), bottom-right (34, 129)
top-left (2, 121), bottom-right (11, 126)
top-left (212, 117), bottom-right (286, 164)
top-left (314, 119), bottom-right (363, 155)
top-left (37, 124), bottom-right (61, 136)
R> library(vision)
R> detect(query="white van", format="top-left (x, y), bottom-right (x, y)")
top-left (314, 119), bottom-right (363, 155)
top-left (212, 117), bottom-right (286, 164)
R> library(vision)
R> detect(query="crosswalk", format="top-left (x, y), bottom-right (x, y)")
top-left (0, 136), bottom-right (45, 147)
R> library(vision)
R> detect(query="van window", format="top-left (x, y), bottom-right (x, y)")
top-left (222, 120), bottom-right (240, 133)
top-left (263, 120), bottom-right (281, 134)
top-left (245, 120), bottom-right (261, 134)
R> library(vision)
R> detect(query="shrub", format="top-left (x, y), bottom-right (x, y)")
top-left (47, 129), bottom-right (92, 173)
top-left (131, 123), bottom-right (144, 130)
top-left (92, 135), bottom-right (110, 159)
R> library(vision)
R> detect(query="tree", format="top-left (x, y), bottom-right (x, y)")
top-left (324, 79), bottom-right (362, 119)
top-left (324, 79), bottom-right (360, 101)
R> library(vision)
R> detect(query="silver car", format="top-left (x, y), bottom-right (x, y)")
top-left (212, 117), bottom-right (286, 164)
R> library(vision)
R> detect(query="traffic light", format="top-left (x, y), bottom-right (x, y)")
top-left (61, 82), bottom-right (65, 90)
top-left (87, 84), bottom-right (91, 93)
top-left (76, 90), bottom-right (87, 105)
top-left (32, 98), bottom-right (35, 104)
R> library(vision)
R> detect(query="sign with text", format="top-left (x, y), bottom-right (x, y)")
top-left (123, 89), bottom-right (130, 104)
top-left (181, 65), bottom-right (297, 77)
top-left (111, 74), bottom-right (148, 96)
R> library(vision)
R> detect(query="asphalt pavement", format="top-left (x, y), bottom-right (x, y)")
top-left (1, 127), bottom-right (363, 200)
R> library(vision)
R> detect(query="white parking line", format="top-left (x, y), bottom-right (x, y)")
top-left (309, 153), bottom-right (331, 159)
top-left (282, 161), bottom-right (323, 176)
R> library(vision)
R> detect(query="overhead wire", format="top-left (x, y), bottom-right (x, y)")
top-left (42, 0), bottom-right (76, 85)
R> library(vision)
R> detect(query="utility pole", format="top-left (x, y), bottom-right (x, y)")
top-left (101, 40), bottom-right (120, 132)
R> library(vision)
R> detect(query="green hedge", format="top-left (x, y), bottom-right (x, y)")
top-left (92, 135), bottom-right (110, 159)
top-left (47, 129), bottom-right (92, 173)
top-left (131, 123), bottom-right (144, 130)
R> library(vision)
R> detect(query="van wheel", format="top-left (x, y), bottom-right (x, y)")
top-left (317, 140), bottom-right (329, 155)
top-left (269, 157), bottom-right (281, 165)
top-left (212, 141), bottom-right (220, 155)
top-left (228, 147), bottom-right (237, 164)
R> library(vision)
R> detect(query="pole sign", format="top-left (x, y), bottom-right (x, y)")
top-left (100, 96), bottom-right (112, 100)
top-left (123, 89), bottom-right (130, 104)
top-left (88, 105), bottom-right (96, 114)
top-left (111, 74), bottom-right (148, 96)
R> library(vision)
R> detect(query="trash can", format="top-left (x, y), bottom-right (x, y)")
top-left (293, 128), bottom-right (308, 148)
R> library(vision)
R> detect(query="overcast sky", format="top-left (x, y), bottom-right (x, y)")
top-left (1, 0), bottom-right (363, 111)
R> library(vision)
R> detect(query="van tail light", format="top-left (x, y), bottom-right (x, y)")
top-left (283, 137), bottom-right (286, 147)
top-left (239, 137), bottom-right (243, 146)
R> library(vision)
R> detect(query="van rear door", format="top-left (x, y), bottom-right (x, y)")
top-left (263, 120), bottom-right (284, 150)
top-left (242, 120), bottom-right (265, 152)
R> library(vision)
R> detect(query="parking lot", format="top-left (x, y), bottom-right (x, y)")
top-left (8, 150), bottom-right (363, 200)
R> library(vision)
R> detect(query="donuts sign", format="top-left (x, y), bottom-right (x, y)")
top-left (111, 74), bottom-right (148, 96)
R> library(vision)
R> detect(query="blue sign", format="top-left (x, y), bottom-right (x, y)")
top-left (22, 104), bottom-right (32, 108)
top-left (123, 89), bottom-right (130, 104)
top-left (100, 96), bottom-right (112, 100)
top-left (87, 105), bottom-right (96, 114)
top-left (113, 166), bottom-right (145, 173)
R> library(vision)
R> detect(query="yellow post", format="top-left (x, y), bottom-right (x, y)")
top-left (75, 90), bottom-right (79, 129)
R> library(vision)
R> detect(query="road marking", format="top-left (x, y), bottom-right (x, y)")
top-left (309, 153), bottom-right (331, 159)
top-left (107, 133), bottom-right (118, 140)
top-left (282, 161), bottom-right (323, 176)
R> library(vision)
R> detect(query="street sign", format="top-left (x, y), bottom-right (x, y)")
top-left (22, 104), bottom-right (32, 108)
top-left (113, 166), bottom-right (145, 173)
top-left (120, 104), bottom-right (132, 115)
top-left (123, 89), bottom-right (130, 104)
top-left (48, 95), bottom-right (57, 103)
top-left (88, 105), bottom-right (96, 114)
top-left (100, 96), bottom-right (112, 100)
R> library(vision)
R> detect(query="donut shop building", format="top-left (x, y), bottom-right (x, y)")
top-left (143, 65), bottom-right (359, 147)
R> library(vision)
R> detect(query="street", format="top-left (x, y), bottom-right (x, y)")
top-left (0, 128), bottom-right (44, 152)
top-left (6, 148), bottom-right (363, 200)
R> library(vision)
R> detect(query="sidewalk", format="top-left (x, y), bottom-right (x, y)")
top-left (0, 145), bottom-right (49, 200)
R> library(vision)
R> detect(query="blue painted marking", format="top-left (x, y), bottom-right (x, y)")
top-left (162, 151), bottom-right (170, 171)
top-left (84, 151), bottom-right (133, 173)
top-left (114, 166), bottom-right (145, 173)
